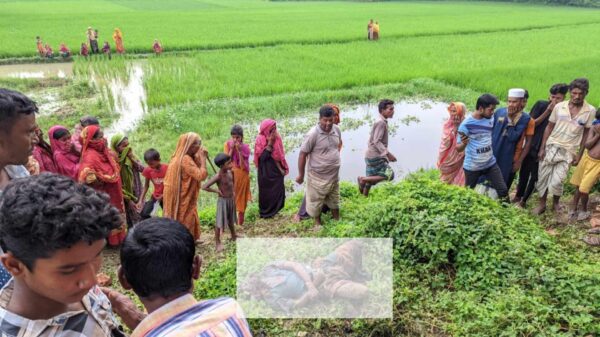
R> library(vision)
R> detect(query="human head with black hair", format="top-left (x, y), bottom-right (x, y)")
top-left (0, 88), bottom-right (38, 168)
top-left (318, 104), bottom-right (335, 133)
top-left (475, 94), bottom-right (499, 119)
top-left (569, 78), bottom-right (589, 106)
top-left (230, 124), bottom-right (244, 145)
top-left (144, 148), bottom-right (162, 169)
top-left (548, 83), bottom-right (568, 107)
top-left (118, 218), bottom-right (200, 301)
top-left (214, 152), bottom-right (232, 170)
top-left (0, 173), bottom-right (121, 306)
top-left (378, 99), bottom-right (395, 119)
top-left (80, 115), bottom-right (99, 127)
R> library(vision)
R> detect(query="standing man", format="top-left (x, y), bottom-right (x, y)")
top-left (296, 105), bottom-right (342, 228)
top-left (457, 94), bottom-right (508, 200)
top-left (534, 78), bottom-right (596, 215)
top-left (489, 88), bottom-right (532, 189)
top-left (513, 83), bottom-right (568, 207)
top-left (367, 19), bottom-right (374, 40)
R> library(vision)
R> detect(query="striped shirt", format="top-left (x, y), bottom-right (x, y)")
top-left (457, 115), bottom-right (496, 171)
top-left (131, 295), bottom-right (252, 337)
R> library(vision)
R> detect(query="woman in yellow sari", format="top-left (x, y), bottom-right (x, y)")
top-left (162, 133), bottom-right (208, 241)
top-left (113, 28), bottom-right (125, 54)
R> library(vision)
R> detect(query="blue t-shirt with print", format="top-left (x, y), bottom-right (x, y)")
top-left (457, 115), bottom-right (496, 171)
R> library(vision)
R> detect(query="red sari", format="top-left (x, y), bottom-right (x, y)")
top-left (78, 125), bottom-right (126, 246)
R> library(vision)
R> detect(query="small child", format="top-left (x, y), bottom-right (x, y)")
top-left (139, 148), bottom-right (168, 219)
top-left (153, 39), bottom-right (163, 55)
top-left (202, 153), bottom-right (237, 252)
top-left (102, 41), bottom-right (111, 59)
top-left (570, 109), bottom-right (600, 221)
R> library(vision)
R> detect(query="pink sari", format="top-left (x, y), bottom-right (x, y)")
top-left (254, 119), bottom-right (288, 174)
top-left (49, 125), bottom-right (80, 180)
top-left (437, 102), bottom-right (466, 186)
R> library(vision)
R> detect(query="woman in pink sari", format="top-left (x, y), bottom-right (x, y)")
top-left (48, 125), bottom-right (80, 180)
top-left (437, 102), bottom-right (466, 186)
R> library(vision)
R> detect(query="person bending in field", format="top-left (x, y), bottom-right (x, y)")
top-left (59, 43), bottom-right (71, 58)
top-left (138, 148), bottom-right (168, 219)
top-left (202, 153), bottom-right (238, 252)
top-left (357, 99), bottom-right (397, 196)
top-left (118, 218), bottom-right (252, 337)
top-left (153, 39), bottom-right (163, 55)
top-left (0, 174), bottom-right (145, 337)
top-left (569, 110), bottom-right (600, 221)
top-left (534, 78), bottom-right (596, 215)
top-left (80, 42), bottom-right (89, 58)
top-left (224, 125), bottom-right (252, 227)
top-left (456, 94), bottom-right (508, 200)
top-left (44, 44), bottom-right (54, 58)
top-left (102, 41), bottom-right (112, 60)
top-left (513, 83), bottom-right (568, 208)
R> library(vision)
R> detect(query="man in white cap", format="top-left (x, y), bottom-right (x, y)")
top-left (534, 78), bottom-right (596, 215)
top-left (482, 88), bottom-right (533, 190)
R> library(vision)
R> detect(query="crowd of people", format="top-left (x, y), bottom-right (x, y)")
top-left (35, 28), bottom-right (163, 60)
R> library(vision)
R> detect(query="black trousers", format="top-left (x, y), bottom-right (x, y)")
top-left (141, 197), bottom-right (163, 219)
top-left (515, 156), bottom-right (539, 202)
top-left (464, 164), bottom-right (508, 198)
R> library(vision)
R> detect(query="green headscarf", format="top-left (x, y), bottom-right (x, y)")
top-left (110, 133), bottom-right (136, 201)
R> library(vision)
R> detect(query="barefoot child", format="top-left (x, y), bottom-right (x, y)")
top-left (224, 125), bottom-right (252, 227)
top-left (202, 153), bottom-right (237, 252)
top-left (569, 109), bottom-right (600, 221)
top-left (139, 148), bottom-right (168, 219)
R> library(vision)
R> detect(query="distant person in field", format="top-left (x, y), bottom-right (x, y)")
top-left (357, 99), bottom-right (397, 197)
top-left (534, 78), bottom-right (596, 215)
top-left (138, 148), bottom-right (168, 219)
top-left (163, 132), bottom-right (208, 242)
top-left (437, 102), bottom-right (467, 186)
top-left (113, 28), bottom-right (125, 54)
top-left (111, 134), bottom-right (144, 228)
top-left (80, 42), bottom-right (89, 58)
top-left (295, 103), bottom-right (342, 222)
top-left (513, 83), bottom-right (568, 207)
top-left (59, 43), bottom-right (71, 58)
top-left (486, 88), bottom-right (532, 190)
top-left (367, 19), bottom-right (374, 40)
top-left (32, 126), bottom-right (57, 173)
top-left (153, 39), bottom-right (163, 55)
top-left (202, 153), bottom-right (238, 252)
top-left (224, 125), bottom-right (252, 227)
top-left (456, 94), bottom-right (508, 200)
top-left (102, 41), bottom-right (112, 59)
top-left (569, 109), bottom-right (600, 221)
top-left (296, 105), bottom-right (342, 228)
top-left (372, 21), bottom-right (380, 40)
top-left (48, 125), bottom-right (80, 180)
top-left (35, 36), bottom-right (45, 57)
top-left (87, 26), bottom-right (99, 54)
top-left (78, 125), bottom-right (127, 246)
top-left (44, 44), bottom-right (54, 58)
top-left (254, 119), bottom-right (288, 218)
top-left (118, 218), bottom-right (253, 337)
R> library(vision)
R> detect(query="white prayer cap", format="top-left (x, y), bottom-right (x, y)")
top-left (508, 88), bottom-right (526, 98)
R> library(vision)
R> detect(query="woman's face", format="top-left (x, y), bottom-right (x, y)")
top-left (187, 139), bottom-right (201, 155)
top-left (117, 138), bottom-right (129, 152)
top-left (449, 106), bottom-right (462, 126)
top-left (58, 134), bottom-right (72, 148)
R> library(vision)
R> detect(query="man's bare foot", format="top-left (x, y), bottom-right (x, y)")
top-left (216, 243), bottom-right (224, 252)
top-left (532, 204), bottom-right (546, 215)
top-left (357, 177), bottom-right (365, 194)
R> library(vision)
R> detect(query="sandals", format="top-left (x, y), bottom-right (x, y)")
top-left (587, 227), bottom-right (600, 234)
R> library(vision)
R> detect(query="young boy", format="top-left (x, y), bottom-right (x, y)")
top-left (0, 174), bottom-right (143, 336)
top-left (357, 99), bottom-right (397, 196)
top-left (139, 148), bottom-right (168, 219)
top-left (202, 153), bottom-right (237, 252)
top-left (569, 109), bottom-right (600, 221)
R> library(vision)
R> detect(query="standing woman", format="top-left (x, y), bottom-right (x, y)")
top-left (78, 125), bottom-right (126, 246)
top-left (163, 132), bottom-right (208, 242)
top-left (437, 102), bottom-right (467, 186)
top-left (113, 28), bottom-right (125, 54)
top-left (48, 125), bottom-right (80, 180)
top-left (254, 119), bottom-right (288, 218)
top-left (32, 127), bottom-right (57, 173)
top-left (224, 125), bottom-right (252, 227)
top-left (111, 134), bottom-right (144, 228)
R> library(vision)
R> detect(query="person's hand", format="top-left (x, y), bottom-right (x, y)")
top-left (547, 100), bottom-right (557, 113)
top-left (296, 175), bottom-right (304, 185)
top-left (538, 148), bottom-right (546, 161)
top-left (157, 195), bottom-right (163, 201)
top-left (512, 160), bottom-right (522, 173)
top-left (594, 124), bottom-right (600, 133)
top-left (460, 133), bottom-right (469, 145)
top-left (572, 154), bottom-right (582, 166)
top-left (387, 153), bottom-right (397, 162)
top-left (218, 190), bottom-right (224, 198)
top-left (100, 287), bottom-right (146, 330)
top-left (305, 286), bottom-right (319, 301)
top-left (234, 140), bottom-right (240, 150)
top-left (136, 201), bottom-right (144, 210)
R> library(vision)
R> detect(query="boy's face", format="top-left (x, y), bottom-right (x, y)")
top-left (0, 113), bottom-right (38, 166)
top-left (381, 105), bottom-right (394, 119)
top-left (146, 159), bottom-right (161, 169)
top-left (3, 239), bottom-right (105, 305)
top-left (224, 160), bottom-right (233, 170)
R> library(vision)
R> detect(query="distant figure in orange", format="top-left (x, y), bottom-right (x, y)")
top-left (113, 28), bottom-right (125, 54)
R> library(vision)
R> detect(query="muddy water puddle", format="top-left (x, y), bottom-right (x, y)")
top-left (282, 101), bottom-right (448, 184)
top-left (0, 62), bottom-right (73, 79)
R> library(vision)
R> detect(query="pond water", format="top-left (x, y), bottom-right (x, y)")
top-left (283, 101), bottom-right (448, 184)
top-left (0, 62), bottom-right (73, 79)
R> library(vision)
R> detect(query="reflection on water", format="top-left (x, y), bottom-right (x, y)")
top-left (0, 63), bottom-right (73, 79)
top-left (103, 64), bottom-right (147, 139)
top-left (285, 101), bottom-right (448, 183)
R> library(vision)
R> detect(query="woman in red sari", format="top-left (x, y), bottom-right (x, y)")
top-left (437, 102), bottom-right (466, 186)
top-left (32, 127), bottom-right (57, 173)
top-left (78, 125), bottom-right (126, 246)
top-left (48, 125), bottom-right (80, 180)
